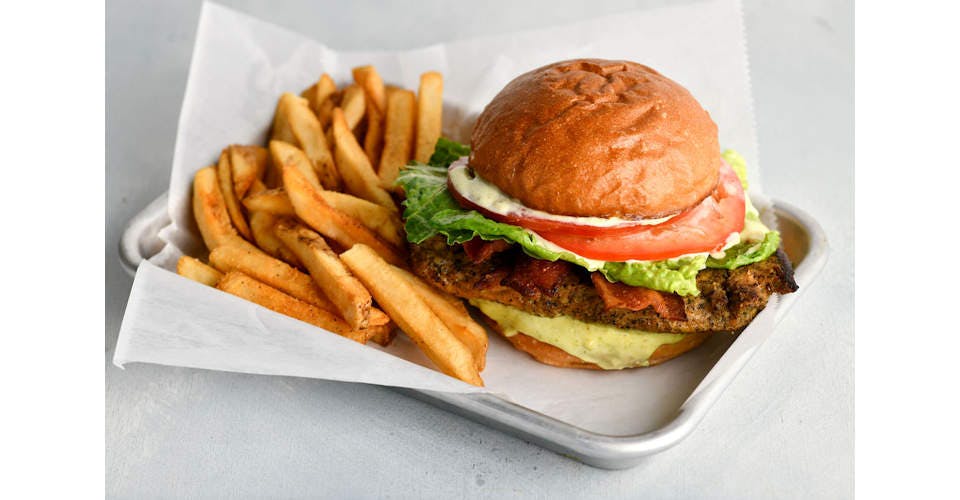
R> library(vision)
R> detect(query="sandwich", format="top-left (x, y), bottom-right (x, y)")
top-left (396, 59), bottom-right (797, 370)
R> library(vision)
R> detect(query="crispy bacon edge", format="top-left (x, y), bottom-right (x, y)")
top-left (590, 273), bottom-right (687, 320)
top-left (462, 238), bottom-right (511, 263)
top-left (504, 259), bottom-right (572, 297)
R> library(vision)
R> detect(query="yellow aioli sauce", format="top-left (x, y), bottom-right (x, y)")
top-left (470, 299), bottom-right (688, 370)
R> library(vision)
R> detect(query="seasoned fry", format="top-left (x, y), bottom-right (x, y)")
top-left (379, 88), bottom-right (416, 190)
top-left (208, 245), bottom-right (338, 314)
top-left (274, 220), bottom-right (372, 330)
top-left (270, 140), bottom-right (322, 191)
top-left (282, 164), bottom-right (407, 267)
top-left (217, 271), bottom-right (367, 343)
top-left (363, 104), bottom-right (385, 167)
top-left (176, 256), bottom-right (223, 287)
top-left (326, 83), bottom-right (366, 145)
top-left (229, 145), bottom-right (268, 199)
top-left (216, 150), bottom-right (253, 240)
top-left (353, 66), bottom-right (388, 166)
top-left (243, 188), bottom-right (296, 216)
top-left (243, 178), bottom-right (300, 265)
top-left (393, 267), bottom-right (488, 371)
top-left (301, 73), bottom-right (336, 116)
top-left (363, 308), bottom-right (395, 346)
top-left (316, 98), bottom-right (336, 129)
top-left (340, 83), bottom-right (367, 129)
top-left (367, 325), bottom-right (397, 347)
top-left (316, 190), bottom-right (404, 247)
top-left (270, 94), bottom-right (298, 144)
top-left (341, 244), bottom-right (483, 386)
top-left (277, 92), bottom-right (341, 190)
top-left (192, 166), bottom-right (258, 251)
top-left (245, 188), bottom-right (402, 246)
top-left (331, 107), bottom-right (397, 209)
top-left (249, 210), bottom-right (301, 267)
top-left (352, 66), bottom-right (387, 113)
top-left (247, 178), bottom-right (268, 196)
top-left (414, 71), bottom-right (444, 162)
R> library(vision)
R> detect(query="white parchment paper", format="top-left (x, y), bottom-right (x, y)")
top-left (115, 0), bottom-right (776, 435)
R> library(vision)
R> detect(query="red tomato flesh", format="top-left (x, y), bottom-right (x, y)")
top-left (448, 160), bottom-right (746, 262)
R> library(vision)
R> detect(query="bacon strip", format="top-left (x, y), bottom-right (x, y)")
top-left (590, 273), bottom-right (687, 320)
top-left (504, 259), bottom-right (571, 297)
top-left (462, 238), bottom-right (512, 263)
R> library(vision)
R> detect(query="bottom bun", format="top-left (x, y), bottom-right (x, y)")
top-left (481, 313), bottom-right (713, 370)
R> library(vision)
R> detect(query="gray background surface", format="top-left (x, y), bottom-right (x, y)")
top-left (106, 0), bottom-right (853, 497)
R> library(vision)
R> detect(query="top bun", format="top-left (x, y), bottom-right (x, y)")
top-left (469, 59), bottom-right (721, 219)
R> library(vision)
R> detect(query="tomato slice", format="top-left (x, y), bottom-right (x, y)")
top-left (451, 160), bottom-right (746, 262)
top-left (537, 162), bottom-right (745, 261)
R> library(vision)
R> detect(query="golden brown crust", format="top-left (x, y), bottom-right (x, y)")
top-left (470, 59), bottom-right (721, 219)
top-left (480, 311), bottom-right (713, 370)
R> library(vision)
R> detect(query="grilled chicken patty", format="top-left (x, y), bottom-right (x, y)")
top-left (410, 236), bottom-right (798, 334)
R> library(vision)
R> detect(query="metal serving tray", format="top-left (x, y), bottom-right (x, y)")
top-left (119, 194), bottom-right (827, 469)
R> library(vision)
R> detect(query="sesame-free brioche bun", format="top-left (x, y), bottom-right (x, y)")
top-left (469, 59), bottom-right (721, 219)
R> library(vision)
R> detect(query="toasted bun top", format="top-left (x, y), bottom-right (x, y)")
top-left (469, 59), bottom-right (721, 218)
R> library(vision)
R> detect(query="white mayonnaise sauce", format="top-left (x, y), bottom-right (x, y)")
top-left (447, 157), bottom-right (676, 228)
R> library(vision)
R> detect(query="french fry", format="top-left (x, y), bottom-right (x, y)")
top-left (316, 190), bottom-right (404, 247)
top-left (393, 267), bottom-right (488, 371)
top-left (176, 256), bottom-right (223, 287)
top-left (340, 83), bottom-right (367, 129)
top-left (363, 105), bottom-right (385, 167)
top-left (352, 66), bottom-right (387, 113)
top-left (282, 164), bottom-right (407, 267)
top-left (366, 307), bottom-right (396, 346)
top-left (270, 95), bottom-right (298, 144)
top-left (353, 66), bottom-right (387, 166)
top-left (274, 220), bottom-right (372, 330)
top-left (369, 308), bottom-right (391, 327)
top-left (247, 178), bottom-right (268, 196)
top-left (229, 145), bottom-right (268, 199)
top-left (331, 107), bottom-right (397, 209)
top-left (249, 210), bottom-right (301, 267)
top-left (414, 71), bottom-right (444, 162)
top-left (217, 271), bottom-right (367, 343)
top-left (316, 98), bottom-right (336, 129)
top-left (341, 244), bottom-right (483, 386)
top-left (270, 140), bottom-right (322, 191)
top-left (326, 83), bottom-right (365, 145)
top-left (244, 188), bottom-right (403, 247)
top-left (192, 166), bottom-right (259, 251)
top-left (356, 68), bottom-right (385, 165)
top-left (243, 188), bottom-right (296, 216)
top-left (301, 73), bottom-right (336, 117)
top-left (216, 150), bottom-right (253, 240)
top-left (208, 245), bottom-right (338, 314)
top-left (277, 92), bottom-right (342, 190)
top-left (245, 178), bottom-right (300, 265)
top-left (379, 88), bottom-right (416, 189)
top-left (367, 323), bottom-right (397, 347)
top-left (360, 308), bottom-right (396, 346)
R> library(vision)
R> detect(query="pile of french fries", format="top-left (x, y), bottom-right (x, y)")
top-left (176, 66), bottom-right (487, 386)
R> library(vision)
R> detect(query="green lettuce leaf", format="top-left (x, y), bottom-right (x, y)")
top-left (722, 149), bottom-right (749, 190)
top-left (397, 141), bottom-right (779, 296)
top-left (706, 230), bottom-right (780, 269)
top-left (428, 137), bottom-right (471, 168)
